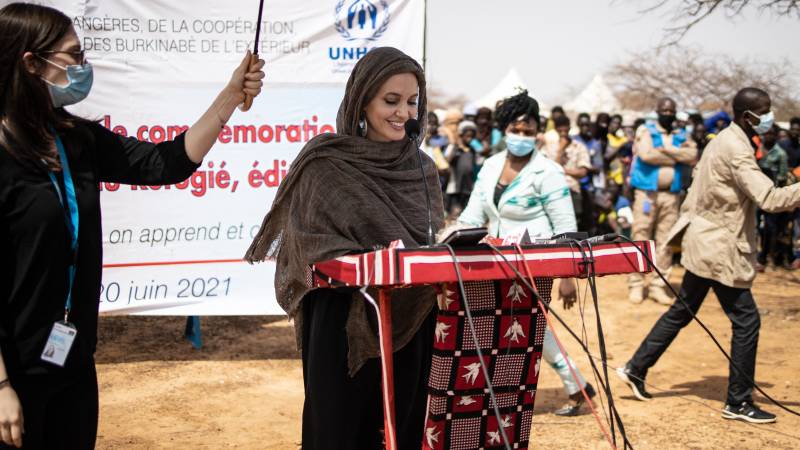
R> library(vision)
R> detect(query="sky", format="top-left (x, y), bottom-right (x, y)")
top-left (425, 0), bottom-right (799, 106)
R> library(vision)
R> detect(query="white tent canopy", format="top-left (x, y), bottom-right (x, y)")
top-left (564, 74), bottom-right (620, 114)
top-left (474, 68), bottom-right (530, 109)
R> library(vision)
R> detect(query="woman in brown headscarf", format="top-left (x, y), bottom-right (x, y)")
top-left (246, 47), bottom-right (444, 449)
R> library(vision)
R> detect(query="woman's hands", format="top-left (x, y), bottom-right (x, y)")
top-left (226, 50), bottom-right (266, 109)
top-left (558, 278), bottom-right (577, 309)
top-left (184, 51), bottom-right (266, 164)
top-left (0, 385), bottom-right (23, 448)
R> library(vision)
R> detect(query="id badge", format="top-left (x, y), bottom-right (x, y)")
top-left (642, 199), bottom-right (652, 215)
top-left (41, 321), bottom-right (77, 367)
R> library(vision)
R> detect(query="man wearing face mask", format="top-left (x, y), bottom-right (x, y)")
top-left (619, 87), bottom-right (800, 424)
top-left (627, 98), bottom-right (698, 305)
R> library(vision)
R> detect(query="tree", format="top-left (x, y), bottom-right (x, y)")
top-left (634, 0), bottom-right (800, 46)
top-left (606, 46), bottom-right (800, 119)
top-left (427, 86), bottom-right (469, 111)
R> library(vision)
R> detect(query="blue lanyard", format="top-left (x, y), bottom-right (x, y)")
top-left (46, 134), bottom-right (79, 321)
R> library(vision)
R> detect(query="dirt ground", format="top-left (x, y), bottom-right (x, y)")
top-left (94, 266), bottom-right (800, 449)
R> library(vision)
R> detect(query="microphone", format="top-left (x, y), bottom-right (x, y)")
top-left (406, 119), bottom-right (435, 246)
top-left (405, 118), bottom-right (421, 141)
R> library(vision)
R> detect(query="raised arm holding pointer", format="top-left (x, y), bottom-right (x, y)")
top-left (0, 3), bottom-right (264, 448)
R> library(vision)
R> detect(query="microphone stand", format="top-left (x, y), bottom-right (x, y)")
top-left (411, 133), bottom-right (435, 246)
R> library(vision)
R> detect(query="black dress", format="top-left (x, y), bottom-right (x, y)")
top-left (301, 288), bottom-right (435, 450)
top-left (0, 121), bottom-right (199, 449)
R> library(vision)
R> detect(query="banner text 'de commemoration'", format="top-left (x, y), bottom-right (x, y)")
top-left (50, 0), bottom-right (424, 315)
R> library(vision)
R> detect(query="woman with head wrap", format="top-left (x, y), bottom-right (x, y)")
top-left (457, 91), bottom-right (597, 416)
top-left (245, 47), bottom-right (443, 449)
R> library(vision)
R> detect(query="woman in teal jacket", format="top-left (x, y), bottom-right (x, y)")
top-left (459, 91), bottom-right (596, 416)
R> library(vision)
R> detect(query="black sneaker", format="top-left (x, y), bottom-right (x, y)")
top-left (722, 402), bottom-right (777, 424)
top-left (554, 383), bottom-right (597, 416)
top-left (616, 363), bottom-right (652, 401)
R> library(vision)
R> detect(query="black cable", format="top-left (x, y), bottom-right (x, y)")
top-left (484, 242), bottom-right (635, 450)
top-left (613, 234), bottom-right (800, 418)
top-left (408, 121), bottom-right (435, 246)
top-left (575, 272), bottom-right (613, 430)
top-left (442, 243), bottom-right (512, 450)
top-left (415, 148), bottom-right (434, 246)
top-left (561, 239), bottom-right (614, 430)
top-left (555, 239), bottom-right (632, 450)
top-left (584, 240), bottom-right (627, 448)
top-left (572, 264), bottom-right (601, 413)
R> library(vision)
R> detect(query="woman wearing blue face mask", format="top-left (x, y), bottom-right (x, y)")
top-left (458, 91), bottom-right (597, 417)
top-left (0, 3), bottom-right (265, 449)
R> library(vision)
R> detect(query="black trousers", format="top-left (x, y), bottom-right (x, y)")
top-left (757, 210), bottom-right (793, 266)
top-left (301, 289), bottom-right (434, 450)
top-left (629, 270), bottom-right (760, 405)
top-left (579, 187), bottom-right (597, 235)
top-left (0, 365), bottom-right (98, 450)
top-left (570, 190), bottom-right (585, 232)
top-left (446, 193), bottom-right (470, 218)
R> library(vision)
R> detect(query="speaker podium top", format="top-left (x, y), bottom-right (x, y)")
top-left (310, 240), bottom-right (656, 289)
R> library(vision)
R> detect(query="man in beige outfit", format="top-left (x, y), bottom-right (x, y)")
top-left (619, 88), bottom-right (799, 424)
top-left (627, 98), bottom-right (698, 304)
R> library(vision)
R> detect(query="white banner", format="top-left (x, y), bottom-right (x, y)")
top-left (35, 0), bottom-right (425, 315)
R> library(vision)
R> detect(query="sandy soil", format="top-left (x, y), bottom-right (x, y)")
top-left (94, 266), bottom-right (800, 449)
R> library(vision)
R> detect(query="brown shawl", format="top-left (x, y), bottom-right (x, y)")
top-left (245, 47), bottom-right (444, 375)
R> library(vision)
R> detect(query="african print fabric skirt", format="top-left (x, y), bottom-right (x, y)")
top-left (422, 278), bottom-right (552, 450)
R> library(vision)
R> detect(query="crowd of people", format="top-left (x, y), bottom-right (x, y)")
top-left (1, 2), bottom-right (795, 445)
top-left (423, 87), bottom-right (797, 425)
top-left (424, 97), bottom-right (800, 304)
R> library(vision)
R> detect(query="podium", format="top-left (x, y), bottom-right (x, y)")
top-left (311, 240), bottom-right (655, 449)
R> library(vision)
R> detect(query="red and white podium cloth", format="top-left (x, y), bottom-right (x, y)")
top-left (311, 241), bottom-right (656, 289)
top-left (309, 241), bottom-right (655, 449)
top-left (423, 277), bottom-right (552, 450)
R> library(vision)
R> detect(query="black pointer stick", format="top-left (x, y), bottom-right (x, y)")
top-left (240, 0), bottom-right (265, 112)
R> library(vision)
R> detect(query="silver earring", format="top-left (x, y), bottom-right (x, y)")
top-left (358, 118), bottom-right (368, 137)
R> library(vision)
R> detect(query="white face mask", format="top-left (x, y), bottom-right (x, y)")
top-left (746, 110), bottom-right (774, 135)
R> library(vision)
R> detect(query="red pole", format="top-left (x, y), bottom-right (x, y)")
top-left (378, 289), bottom-right (397, 450)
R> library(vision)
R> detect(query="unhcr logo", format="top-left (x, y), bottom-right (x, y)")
top-left (328, 0), bottom-right (391, 65)
top-left (333, 0), bottom-right (390, 42)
